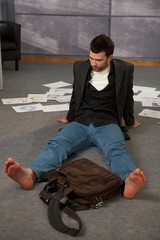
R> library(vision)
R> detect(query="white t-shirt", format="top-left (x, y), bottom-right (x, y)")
top-left (89, 65), bottom-right (110, 91)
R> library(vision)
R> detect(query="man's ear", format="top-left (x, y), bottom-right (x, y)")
top-left (108, 54), bottom-right (113, 62)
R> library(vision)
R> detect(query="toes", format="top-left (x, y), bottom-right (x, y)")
top-left (4, 161), bottom-right (10, 171)
top-left (7, 157), bottom-right (15, 164)
top-left (140, 171), bottom-right (147, 182)
top-left (4, 158), bottom-right (17, 173)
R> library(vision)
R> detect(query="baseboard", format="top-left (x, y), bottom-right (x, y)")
top-left (21, 55), bottom-right (160, 66)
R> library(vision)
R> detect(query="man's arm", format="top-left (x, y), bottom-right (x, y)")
top-left (121, 62), bottom-right (140, 128)
top-left (122, 63), bottom-right (137, 127)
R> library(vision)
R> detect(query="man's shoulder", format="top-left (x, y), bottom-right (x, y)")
top-left (113, 58), bottom-right (134, 68)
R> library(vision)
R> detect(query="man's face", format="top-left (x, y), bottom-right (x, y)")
top-left (89, 50), bottom-right (112, 72)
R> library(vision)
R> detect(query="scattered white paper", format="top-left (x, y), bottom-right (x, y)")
top-left (42, 104), bottom-right (69, 112)
top-left (27, 94), bottom-right (47, 102)
top-left (47, 88), bottom-right (72, 101)
top-left (134, 90), bottom-right (160, 102)
top-left (3, 84), bottom-right (159, 117)
top-left (12, 103), bottom-right (43, 112)
top-left (43, 81), bottom-right (71, 89)
top-left (142, 97), bottom-right (160, 107)
top-left (47, 92), bottom-right (64, 101)
top-left (56, 95), bottom-right (71, 103)
top-left (133, 85), bottom-right (156, 93)
top-left (48, 88), bottom-right (72, 94)
top-left (139, 109), bottom-right (160, 119)
top-left (1, 98), bottom-right (32, 105)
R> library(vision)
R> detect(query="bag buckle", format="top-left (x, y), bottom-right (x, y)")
top-left (95, 197), bottom-right (103, 208)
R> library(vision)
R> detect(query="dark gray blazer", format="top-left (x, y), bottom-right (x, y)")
top-left (67, 59), bottom-right (135, 127)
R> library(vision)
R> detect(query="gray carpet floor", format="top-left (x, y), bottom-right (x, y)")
top-left (0, 61), bottom-right (160, 240)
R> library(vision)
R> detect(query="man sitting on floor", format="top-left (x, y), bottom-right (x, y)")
top-left (4, 34), bottom-right (146, 199)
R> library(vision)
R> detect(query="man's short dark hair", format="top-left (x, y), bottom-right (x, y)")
top-left (90, 34), bottom-right (114, 57)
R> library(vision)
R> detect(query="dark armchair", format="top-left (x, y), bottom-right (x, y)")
top-left (0, 21), bottom-right (21, 71)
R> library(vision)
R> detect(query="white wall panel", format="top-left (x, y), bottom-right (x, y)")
top-left (15, 0), bottom-right (110, 15)
top-left (112, 0), bottom-right (160, 16)
top-left (111, 17), bottom-right (160, 59)
top-left (16, 15), bottom-right (109, 55)
top-left (13, 0), bottom-right (160, 58)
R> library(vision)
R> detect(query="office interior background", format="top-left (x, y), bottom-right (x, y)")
top-left (1, 2), bottom-right (160, 240)
top-left (1, 0), bottom-right (160, 60)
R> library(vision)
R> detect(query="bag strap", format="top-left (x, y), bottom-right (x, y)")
top-left (39, 173), bottom-right (67, 204)
top-left (48, 189), bottom-right (82, 236)
top-left (121, 126), bottom-right (131, 140)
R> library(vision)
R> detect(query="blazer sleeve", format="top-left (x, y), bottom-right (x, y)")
top-left (122, 63), bottom-right (135, 126)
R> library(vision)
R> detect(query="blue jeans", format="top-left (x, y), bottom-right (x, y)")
top-left (28, 122), bottom-right (136, 181)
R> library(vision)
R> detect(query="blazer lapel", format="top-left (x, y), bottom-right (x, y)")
top-left (79, 60), bottom-right (90, 90)
top-left (76, 60), bottom-right (91, 109)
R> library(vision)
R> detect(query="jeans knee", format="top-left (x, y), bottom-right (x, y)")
top-left (47, 140), bottom-right (68, 161)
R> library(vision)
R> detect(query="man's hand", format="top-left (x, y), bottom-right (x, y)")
top-left (131, 120), bottom-right (141, 128)
top-left (57, 116), bottom-right (69, 123)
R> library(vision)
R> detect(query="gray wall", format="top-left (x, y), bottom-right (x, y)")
top-left (1, 0), bottom-right (160, 59)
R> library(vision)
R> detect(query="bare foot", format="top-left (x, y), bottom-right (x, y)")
top-left (4, 157), bottom-right (36, 190)
top-left (123, 168), bottom-right (146, 199)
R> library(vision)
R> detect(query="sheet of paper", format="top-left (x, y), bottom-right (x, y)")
top-left (142, 97), bottom-right (160, 107)
top-left (43, 81), bottom-right (71, 89)
top-left (1, 97), bottom-right (32, 104)
top-left (134, 90), bottom-right (160, 102)
top-left (47, 92), bottom-right (64, 100)
top-left (139, 109), bottom-right (160, 119)
top-left (27, 94), bottom-right (47, 102)
top-left (48, 88), bottom-right (72, 94)
top-left (133, 85), bottom-right (156, 93)
top-left (42, 104), bottom-right (69, 112)
top-left (47, 88), bottom-right (72, 100)
top-left (56, 95), bottom-right (71, 103)
top-left (12, 103), bottom-right (43, 112)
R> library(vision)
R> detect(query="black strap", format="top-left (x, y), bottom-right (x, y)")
top-left (121, 126), bottom-right (131, 140)
top-left (48, 190), bottom-right (82, 236)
